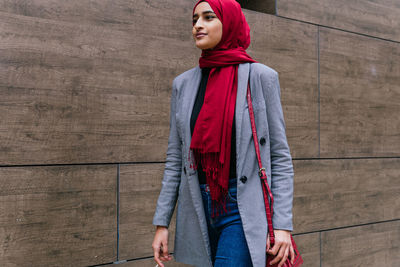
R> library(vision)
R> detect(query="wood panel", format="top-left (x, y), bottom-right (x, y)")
top-left (119, 163), bottom-right (178, 259)
top-left (245, 10), bottom-right (319, 159)
top-left (0, 0), bottom-right (198, 165)
top-left (292, 233), bottom-right (320, 267)
top-left (0, 1), bottom-right (318, 165)
top-left (321, 220), bottom-right (400, 266)
top-left (319, 28), bottom-right (400, 157)
top-left (0, 165), bottom-right (117, 266)
top-left (278, 0), bottom-right (400, 42)
top-left (293, 158), bottom-right (400, 233)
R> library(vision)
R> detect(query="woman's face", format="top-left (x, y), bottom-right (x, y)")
top-left (192, 1), bottom-right (223, 51)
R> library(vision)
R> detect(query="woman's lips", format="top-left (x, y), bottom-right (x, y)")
top-left (196, 33), bottom-right (207, 38)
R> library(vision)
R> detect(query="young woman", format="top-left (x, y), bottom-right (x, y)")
top-left (152, 0), bottom-right (295, 266)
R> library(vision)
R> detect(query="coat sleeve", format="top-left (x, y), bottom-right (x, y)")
top-left (260, 70), bottom-right (294, 232)
top-left (152, 77), bottom-right (182, 228)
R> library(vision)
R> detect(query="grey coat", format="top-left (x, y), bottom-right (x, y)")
top-left (153, 62), bottom-right (294, 267)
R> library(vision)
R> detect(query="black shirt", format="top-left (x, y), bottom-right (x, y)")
top-left (190, 67), bottom-right (237, 184)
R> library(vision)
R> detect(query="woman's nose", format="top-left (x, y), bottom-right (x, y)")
top-left (194, 19), bottom-right (204, 29)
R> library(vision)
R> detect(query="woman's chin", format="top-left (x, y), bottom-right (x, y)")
top-left (195, 41), bottom-right (213, 50)
top-left (198, 45), bottom-right (215, 51)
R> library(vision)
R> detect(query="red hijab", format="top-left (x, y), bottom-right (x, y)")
top-left (189, 0), bottom-right (258, 217)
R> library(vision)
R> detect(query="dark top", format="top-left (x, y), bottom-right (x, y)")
top-left (190, 67), bottom-right (237, 184)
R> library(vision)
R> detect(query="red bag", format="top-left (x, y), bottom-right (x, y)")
top-left (246, 79), bottom-right (303, 267)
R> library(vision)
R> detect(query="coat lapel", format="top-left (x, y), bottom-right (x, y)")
top-left (182, 65), bottom-right (201, 173)
top-left (235, 63), bottom-right (250, 174)
top-left (181, 63), bottom-right (250, 259)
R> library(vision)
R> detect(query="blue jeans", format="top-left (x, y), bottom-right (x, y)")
top-left (199, 178), bottom-right (253, 267)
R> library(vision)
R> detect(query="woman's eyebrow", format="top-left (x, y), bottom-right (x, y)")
top-left (193, 10), bottom-right (215, 18)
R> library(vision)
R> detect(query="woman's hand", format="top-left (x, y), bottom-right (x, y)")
top-left (266, 229), bottom-right (294, 267)
top-left (152, 226), bottom-right (172, 267)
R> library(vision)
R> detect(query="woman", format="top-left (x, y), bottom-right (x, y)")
top-left (152, 0), bottom-right (295, 266)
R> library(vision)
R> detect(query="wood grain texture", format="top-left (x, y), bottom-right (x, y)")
top-left (292, 233), bottom-right (320, 267)
top-left (321, 220), bottom-right (400, 267)
top-left (0, 0), bottom-right (198, 165)
top-left (0, 1), bottom-right (318, 165)
top-left (278, 0), bottom-right (400, 42)
top-left (319, 28), bottom-right (400, 157)
top-left (293, 158), bottom-right (400, 233)
top-left (119, 163), bottom-right (178, 259)
top-left (0, 165), bottom-right (117, 266)
top-left (245, 10), bottom-right (319, 159)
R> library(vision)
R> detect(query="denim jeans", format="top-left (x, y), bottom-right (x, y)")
top-left (199, 178), bottom-right (253, 267)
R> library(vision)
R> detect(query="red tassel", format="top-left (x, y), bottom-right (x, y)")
top-left (188, 147), bottom-right (230, 218)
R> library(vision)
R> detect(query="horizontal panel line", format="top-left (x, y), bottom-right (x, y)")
top-left (126, 255), bottom-right (157, 261)
top-left (88, 255), bottom-right (167, 266)
top-left (0, 161), bottom-right (163, 168)
top-left (293, 155), bottom-right (400, 161)
top-left (2, 155), bottom-right (400, 168)
top-left (293, 218), bottom-right (400, 236)
top-left (275, 14), bottom-right (400, 44)
top-left (104, 255), bottom-right (174, 266)
top-left (87, 261), bottom-right (114, 267)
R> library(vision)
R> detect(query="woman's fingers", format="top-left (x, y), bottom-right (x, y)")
top-left (267, 240), bottom-right (280, 256)
top-left (152, 226), bottom-right (171, 266)
top-left (269, 241), bottom-right (287, 266)
top-left (269, 242), bottom-right (289, 267)
top-left (266, 233), bottom-right (271, 252)
top-left (160, 241), bottom-right (172, 262)
top-left (277, 246), bottom-right (289, 267)
top-left (153, 247), bottom-right (164, 267)
top-left (163, 241), bottom-right (172, 260)
top-left (289, 243), bottom-right (295, 264)
top-left (268, 229), bottom-right (293, 265)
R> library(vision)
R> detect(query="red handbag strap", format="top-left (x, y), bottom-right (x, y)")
top-left (247, 76), bottom-right (303, 266)
top-left (246, 79), bottom-right (276, 245)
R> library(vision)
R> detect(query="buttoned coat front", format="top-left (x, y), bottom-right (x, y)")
top-left (153, 62), bottom-right (294, 267)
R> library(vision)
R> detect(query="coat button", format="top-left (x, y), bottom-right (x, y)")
top-left (260, 137), bottom-right (266, 145)
top-left (240, 175), bottom-right (247, 183)
top-left (184, 167), bottom-right (187, 175)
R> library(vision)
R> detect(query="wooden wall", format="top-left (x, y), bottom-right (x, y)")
top-left (0, 0), bottom-right (399, 266)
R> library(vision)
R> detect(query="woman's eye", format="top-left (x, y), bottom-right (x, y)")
top-left (206, 15), bottom-right (214, 20)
